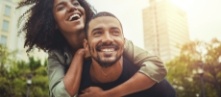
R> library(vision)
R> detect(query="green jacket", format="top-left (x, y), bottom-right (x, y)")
top-left (47, 40), bottom-right (167, 97)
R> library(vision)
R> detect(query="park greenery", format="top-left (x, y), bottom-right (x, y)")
top-left (167, 38), bottom-right (221, 97)
top-left (0, 45), bottom-right (48, 97)
top-left (0, 38), bottom-right (220, 97)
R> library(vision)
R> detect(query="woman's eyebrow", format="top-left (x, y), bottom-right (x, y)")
top-left (54, 1), bottom-right (65, 8)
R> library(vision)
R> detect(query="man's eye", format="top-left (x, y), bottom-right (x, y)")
top-left (93, 31), bottom-right (102, 37)
top-left (112, 30), bottom-right (120, 36)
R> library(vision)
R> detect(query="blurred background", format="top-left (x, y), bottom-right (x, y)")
top-left (0, 0), bottom-right (220, 97)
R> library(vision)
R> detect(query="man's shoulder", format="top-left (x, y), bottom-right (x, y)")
top-left (120, 57), bottom-right (139, 80)
top-left (122, 57), bottom-right (139, 70)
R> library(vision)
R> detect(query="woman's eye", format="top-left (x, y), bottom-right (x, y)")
top-left (56, 5), bottom-right (65, 11)
top-left (72, 1), bottom-right (80, 6)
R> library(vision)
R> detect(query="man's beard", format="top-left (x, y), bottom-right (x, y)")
top-left (89, 42), bottom-right (123, 68)
top-left (92, 54), bottom-right (122, 68)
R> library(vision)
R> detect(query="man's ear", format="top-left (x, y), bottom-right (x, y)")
top-left (83, 39), bottom-right (91, 58)
top-left (123, 37), bottom-right (126, 47)
top-left (83, 39), bottom-right (89, 50)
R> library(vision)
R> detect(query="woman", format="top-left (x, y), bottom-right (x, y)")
top-left (17, 0), bottom-right (167, 97)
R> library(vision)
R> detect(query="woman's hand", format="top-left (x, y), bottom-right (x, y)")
top-left (74, 48), bottom-right (86, 57)
top-left (75, 48), bottom-right (90, 58)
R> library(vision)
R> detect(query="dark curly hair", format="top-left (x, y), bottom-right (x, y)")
top-left (17, 0), bottom-right (96, 52)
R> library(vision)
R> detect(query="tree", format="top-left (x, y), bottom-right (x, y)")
top-left (166, 38), bottom-right (221, 97)
top-left (0, 45), bottom-right (19, 97)
top-left (14, 56), bottom-right (49, 97)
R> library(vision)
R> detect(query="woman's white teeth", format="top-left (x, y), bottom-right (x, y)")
top-left (101, 48), bottom-right (114, 52)
top-left (69, 14), bottom-right (80, 21)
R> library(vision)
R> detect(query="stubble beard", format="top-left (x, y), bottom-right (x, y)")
top-left (93, 54), bottom-right (122, 68)
top-left (89, 46), bottom-right (123, 68)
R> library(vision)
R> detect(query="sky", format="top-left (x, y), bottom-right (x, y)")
top-left (88, 0), bottom-right (221, 48)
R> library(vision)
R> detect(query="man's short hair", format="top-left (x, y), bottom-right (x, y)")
top-left (85, 11), bottom-right (123, 38)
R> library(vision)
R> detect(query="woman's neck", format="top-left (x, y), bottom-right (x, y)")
top-left (67, 30), bottom-right (85, 52)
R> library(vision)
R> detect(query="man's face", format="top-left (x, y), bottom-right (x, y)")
top-left (85, 16), bottom-right (125, 67)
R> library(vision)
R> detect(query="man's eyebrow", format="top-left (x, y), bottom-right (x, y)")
top-left (91, 27), bottom-right (102, 32)
top-left (110, 27), bottom-right (120, 30)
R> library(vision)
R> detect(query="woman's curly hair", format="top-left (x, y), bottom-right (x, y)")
top-left (17, 0), bottom-right (96, 52)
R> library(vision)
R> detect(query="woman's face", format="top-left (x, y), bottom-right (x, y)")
top-left (53, 0), bottom-right (86, 48)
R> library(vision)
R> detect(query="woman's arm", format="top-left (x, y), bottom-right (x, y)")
top-left (123, 39), bottom-right (167, 82)
top-left (63, 49), bottom-right (85, 96)
top-left (48, 49), bottom-right (85, 97)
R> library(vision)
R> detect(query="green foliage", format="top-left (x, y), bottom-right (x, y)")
top-left (0, 45), bottom-right (49, 97)
top-left (167, 38), bottom-right (221, 97)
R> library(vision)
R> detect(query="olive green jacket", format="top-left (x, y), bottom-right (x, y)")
top-left (47, 40), bottom-right (167, 97)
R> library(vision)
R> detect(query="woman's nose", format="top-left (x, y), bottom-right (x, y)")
top-left (67, 3), bottom-right (77, 12)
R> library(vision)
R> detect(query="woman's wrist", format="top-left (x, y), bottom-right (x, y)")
top-left (74, 49), bottom-right (86, 58)
top-left (104, 87), bottom-right (123, 97)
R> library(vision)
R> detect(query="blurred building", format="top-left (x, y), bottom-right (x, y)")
top-left (0, 0), bottom-right (19, 50)
top-left (142, 0), bottom-right (190, 62)
top-left (0, 0), bottom-right (47, 62)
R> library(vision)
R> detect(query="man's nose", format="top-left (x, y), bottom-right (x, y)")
top-left (102, 32), bottom-right (113, 43)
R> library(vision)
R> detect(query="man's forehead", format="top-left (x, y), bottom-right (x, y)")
top-left (89, 16), bottom-right (121, 28)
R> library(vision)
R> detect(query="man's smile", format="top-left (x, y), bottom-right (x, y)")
top-left (96, 45), bottom-right (119, 52)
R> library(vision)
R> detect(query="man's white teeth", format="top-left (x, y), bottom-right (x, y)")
top-left (101, 48), bottom-right (114, 52)
top-left (69, 14), bottom-right (80, 21)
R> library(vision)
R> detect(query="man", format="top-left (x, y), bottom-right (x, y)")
top-left (78, 12), bottom-right (176, 97)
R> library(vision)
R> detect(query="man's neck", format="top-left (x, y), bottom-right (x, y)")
top-left (90, 57), bottom-right (123, 83)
